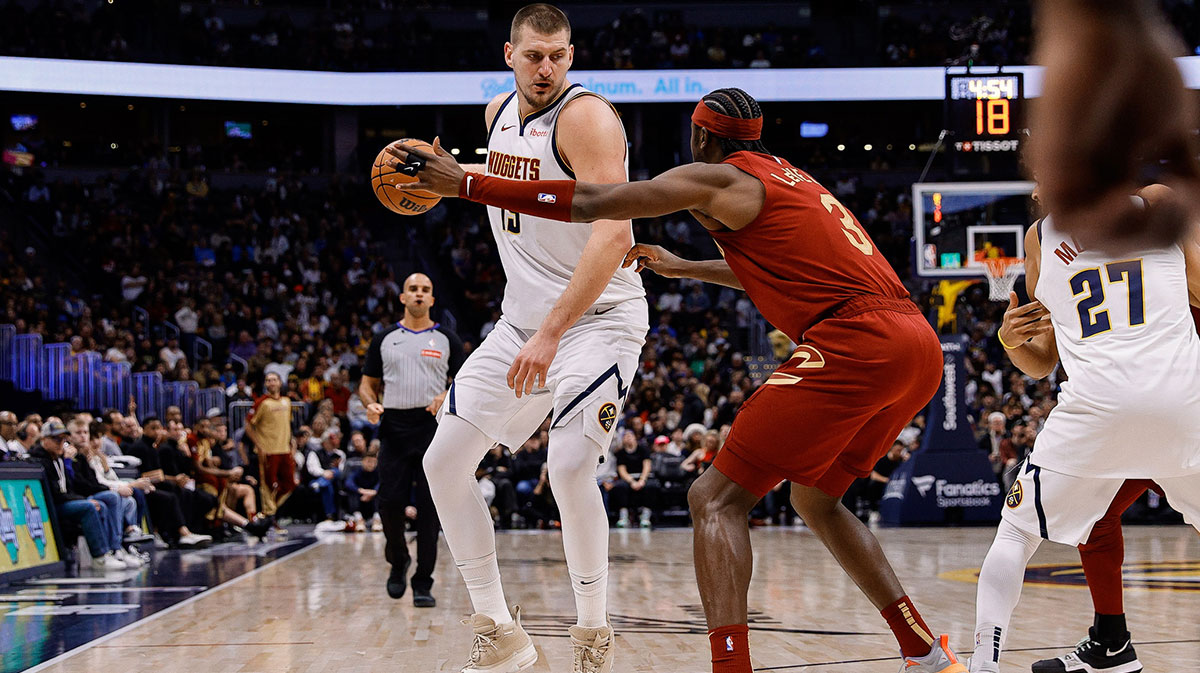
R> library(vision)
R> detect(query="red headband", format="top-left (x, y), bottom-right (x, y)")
top-left (691, 101), bottom-right (763, 141)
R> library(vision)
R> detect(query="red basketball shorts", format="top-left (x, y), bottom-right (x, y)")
top-left (714, 296), bottom-right (943, 498)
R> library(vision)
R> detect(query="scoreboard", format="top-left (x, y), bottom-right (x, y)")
top-left (945, 73), bottom-right (1024, 153)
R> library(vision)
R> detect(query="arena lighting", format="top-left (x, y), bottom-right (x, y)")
top-left (474, 148), bottom-right (487, 155)
top-left (450, 148), bottom-right (461, 155)
top-left (836, 144), bottom-right (845, 151)
top-left (864, 144), bottom-right (873, 151)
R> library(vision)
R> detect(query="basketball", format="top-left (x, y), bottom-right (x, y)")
top-left (371, 139), bottom-right (441, 216)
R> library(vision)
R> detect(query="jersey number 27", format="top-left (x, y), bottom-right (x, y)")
top-left (1070, 259), bottom-right (1145, 338)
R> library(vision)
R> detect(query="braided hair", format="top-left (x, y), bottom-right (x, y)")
top-left (698, 88), bottom-right (770, 155)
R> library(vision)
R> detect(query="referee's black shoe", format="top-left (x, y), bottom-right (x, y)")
top-left (1031, 629), bottom-right (1142, 673)
top-left (413, 588), bottom-right (436, 608)
top-left (387, 557), bottom-right (411, 599)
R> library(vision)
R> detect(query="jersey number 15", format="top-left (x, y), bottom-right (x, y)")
top-left (1070, 259), bottom-right (1145, 338)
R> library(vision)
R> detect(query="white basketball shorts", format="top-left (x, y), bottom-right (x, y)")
top-left (437, 298), bottom-right (647, 451)
top-left (1002, 459), bottom-right (1200, 546)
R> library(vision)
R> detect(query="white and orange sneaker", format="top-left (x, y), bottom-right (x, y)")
top-left (901, 634), bottom-right (968, 673)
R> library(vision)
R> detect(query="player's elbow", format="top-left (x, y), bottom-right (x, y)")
top-left (591, 219), bottom-right (634, 251)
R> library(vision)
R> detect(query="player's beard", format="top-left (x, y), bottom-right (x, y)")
top-left (518, 76), bottom-right (564, 113)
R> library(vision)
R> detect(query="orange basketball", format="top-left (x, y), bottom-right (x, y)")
top-left (371, 139), bottom-right (442, 216)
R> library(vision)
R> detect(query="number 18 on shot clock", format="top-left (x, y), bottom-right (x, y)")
top-left (945, 73), bottom-right (1024, 153)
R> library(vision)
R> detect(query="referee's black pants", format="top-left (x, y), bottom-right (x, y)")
top-left (377, 408), bottom-right (440, 592)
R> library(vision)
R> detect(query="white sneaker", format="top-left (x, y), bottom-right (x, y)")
top-left (178, 533), bottom-right (212, 547)
top-left (616, 509), bottom-right (629, 528)
top-left (638, 509), bottom-right (652, 528)
top-left (116, 547), bottom-right (143, 568)
top-left (93, 552), bottom-right (126, 572)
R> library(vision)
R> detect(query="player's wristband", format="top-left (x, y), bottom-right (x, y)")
top-left (997, 330), bottom-right (1021, 350)
top-left (459, 172), bottom-right (576, 222)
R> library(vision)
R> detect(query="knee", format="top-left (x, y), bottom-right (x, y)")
top-left (687, 478), bottom-right (734, 523)
top-left (546, 449), bottom-right (597, 487)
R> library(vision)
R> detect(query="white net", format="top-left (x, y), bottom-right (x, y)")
top-left (982, 258), bottom-right (1025, 301)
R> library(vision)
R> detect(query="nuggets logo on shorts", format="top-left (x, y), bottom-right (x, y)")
top-left (597, 403), bottom-right (617, 432)
top-left (1005, 481), bottom-right (1023, 509)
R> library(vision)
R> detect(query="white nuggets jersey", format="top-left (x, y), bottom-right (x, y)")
top-left (486, 84), bottom-right (644, 330)
top-left (1032, 208), bottom-right (1200, 478)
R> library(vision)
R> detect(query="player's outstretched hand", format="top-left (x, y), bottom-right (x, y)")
top-left (385, 137), bottom-right (465, 198)
top-left (998, 292), bottom-right (1052, 348)
top-left (622, 243), bottom-right (686, 277)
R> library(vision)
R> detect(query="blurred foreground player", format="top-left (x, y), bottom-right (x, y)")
top-left (390, 87), bottom-right (963, 673)
top-left (360, 272), bottom-right (462, 608)
top-left (967, 187), bottom-right (1200, 672)
top-left (385, 5), bottom-right (647, 672)
top-left (1032, 0), bottom-right (1200, 246)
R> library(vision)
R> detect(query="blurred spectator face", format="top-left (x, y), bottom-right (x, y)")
top-left (68, 421), bottom-right (89, 449)
top-left (703, 431), bottom-right (720, 452)
top-left (987, 413), bottom-right (1006, 434)
top-left (621, 430), bottom-right (637, 451)
top-left (362, 454), bottom-right (378, 472)
top-left (322, 430), bottom-right (341, 449)
top-left (629, 416), bottom-right (644, 436)
top-left (195, 418), bottom-right (211, 438)
top-left (265, 372), bottom-right (282, 395)
top-left (122, 417), bottom-right (142, 439)
top-left (400, 273), bottom-right (435, 319)
top-left (41, 434), bottom-right (65, 458)
top-left (729, 389), bottom-right (744, 405)
top-left (0, 411), bottom-right (16, 441)
top-left (212, 421), bottom-right (228, 441)
top-left (522, 437), bottom-right (542, 453)
top-left (166, 406), bottom-right (183, 424)
top-left (144, 420), bottom-right (164, 442)
top-left (350, 432), bottom-right (366, 453)
top-left (887, 442), bottom-right (906, 461)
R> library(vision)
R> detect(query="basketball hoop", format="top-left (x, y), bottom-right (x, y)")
top-left (982, 257), bottom-right (1025, 301)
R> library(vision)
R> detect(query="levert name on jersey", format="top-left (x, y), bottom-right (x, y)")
top-left (487, 151), bottom-right (541, 180)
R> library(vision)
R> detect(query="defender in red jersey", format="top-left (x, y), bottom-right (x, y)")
top-left (386, 88), bottom-right (961, 673)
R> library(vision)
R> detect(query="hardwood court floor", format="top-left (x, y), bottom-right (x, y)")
top-left (28, 526), bottom-right (1200, 672)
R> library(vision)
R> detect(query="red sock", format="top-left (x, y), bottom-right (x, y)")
top-left (709, 624), bottom-right (752, 673)
top-left (881, 595), bottom-right (935, 658)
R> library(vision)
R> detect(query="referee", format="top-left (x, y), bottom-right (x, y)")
top-left (360, 272), bottom-right (463, 608)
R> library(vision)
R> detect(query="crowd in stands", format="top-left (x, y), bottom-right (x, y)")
top-left (0, 143), bottom-right (1078, 533)
top-left (10, 1), bottom-right (1197, 72)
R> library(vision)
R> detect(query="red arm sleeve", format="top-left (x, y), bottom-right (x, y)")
top-left (459, 173), bottom-right (576, 222)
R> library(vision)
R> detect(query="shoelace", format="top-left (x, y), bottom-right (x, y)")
top-left (572, 640), bottom-right (607, 673)
top-left (464, 624), bottom-right (500, 665)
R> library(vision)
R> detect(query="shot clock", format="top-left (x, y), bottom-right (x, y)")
top-left (945, 73), bottom-right (1024, 153)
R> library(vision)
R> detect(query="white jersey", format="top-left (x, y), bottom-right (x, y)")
top-left (1032, 207), bottom-right (1200, 477)
top-left (485, 84), bottom-right (644, 330)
